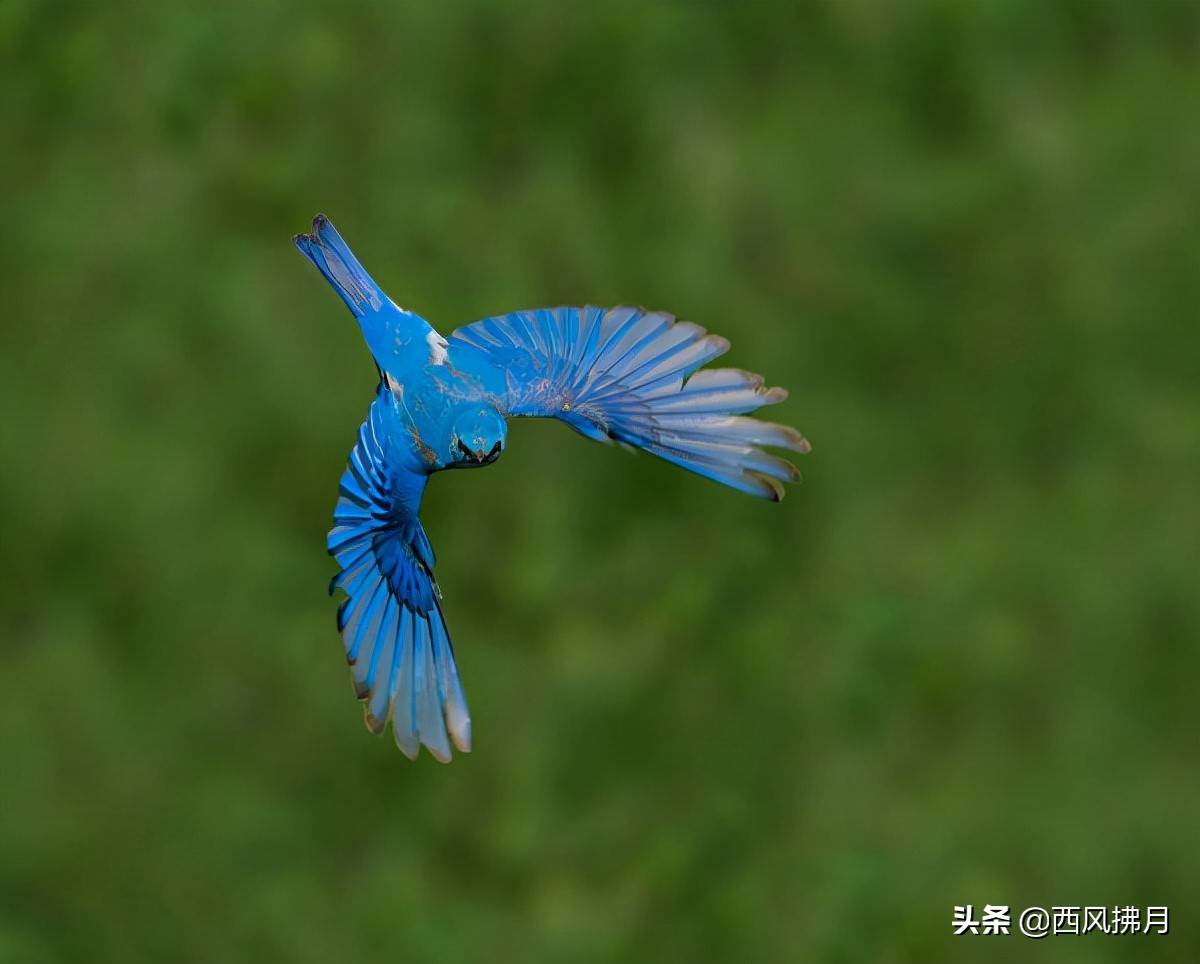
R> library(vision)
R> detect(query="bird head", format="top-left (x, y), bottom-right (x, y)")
top-left (447, 405), bottom-right (506, 468)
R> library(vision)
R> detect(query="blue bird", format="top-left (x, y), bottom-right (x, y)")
top-left (295, 214), bottom-right (810, 761)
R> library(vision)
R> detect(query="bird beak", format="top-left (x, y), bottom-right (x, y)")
top-left (456, 439), bottom-right (503, 465)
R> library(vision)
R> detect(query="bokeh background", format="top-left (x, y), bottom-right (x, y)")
top-left (2, 2), bottom-right (1198, 962)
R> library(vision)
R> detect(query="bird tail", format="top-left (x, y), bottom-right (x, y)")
top-left (293, 214), bottom-right (387, 319)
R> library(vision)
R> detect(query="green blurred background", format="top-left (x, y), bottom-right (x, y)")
top-left (2, 2), bottom-right (1198, 961)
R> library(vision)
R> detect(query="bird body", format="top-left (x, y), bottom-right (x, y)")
top-left (295, 214), bottom-right (809, 761)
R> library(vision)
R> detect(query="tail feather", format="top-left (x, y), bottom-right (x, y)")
top-left (294, 214), bottom-right (437, 380)
top-left (293, 214), bottom-right (385, 318)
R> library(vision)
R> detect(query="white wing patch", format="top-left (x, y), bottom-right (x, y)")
top-left (426, 330), bottom-right (449, 366)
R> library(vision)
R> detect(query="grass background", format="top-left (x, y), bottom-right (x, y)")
top-left (2, 2), bottom-right (1198, 961)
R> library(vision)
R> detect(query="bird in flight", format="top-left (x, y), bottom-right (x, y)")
top-left (295, 214), bottom-right (810, 761)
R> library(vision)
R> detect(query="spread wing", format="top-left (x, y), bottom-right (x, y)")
top-left (448, 306), bottom-right (810, 500)
top-left (327, 391), bottom-right (470, 761)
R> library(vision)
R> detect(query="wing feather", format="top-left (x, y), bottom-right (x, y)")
top-left (449, 306), bottom-right (809, 499)
top-left (328, 389), bottom-right (472, 760)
